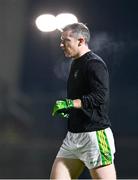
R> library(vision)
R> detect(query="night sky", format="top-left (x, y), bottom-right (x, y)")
top-left (21, 0), bottom-right (138, 136)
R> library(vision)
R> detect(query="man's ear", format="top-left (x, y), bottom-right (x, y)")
top-left (78, 38), bottom-right (84, 46)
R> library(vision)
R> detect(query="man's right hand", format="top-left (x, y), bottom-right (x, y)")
top-left (52, 99), bottom-right (74, 117)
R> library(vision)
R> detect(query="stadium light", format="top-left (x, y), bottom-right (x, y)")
top-left (56, 13), bottom-right (78, 31)
top-left (35, 13), bottom-right (78, 32)
top-left (35, 14), bottom-right (56, 32)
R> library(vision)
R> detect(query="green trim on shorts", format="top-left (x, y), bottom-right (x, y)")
top-left (96, 129), bottom-right (112, 166)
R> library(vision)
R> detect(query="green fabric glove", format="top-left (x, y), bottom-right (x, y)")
top-left (60, 112), bottom-right (69, 118)
top-left (52, 99), bottom-right (74, 117)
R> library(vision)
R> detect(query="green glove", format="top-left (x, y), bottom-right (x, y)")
top-left (60, 112), bottom-right (69, 118)
top-left (52, 99), bottom-right (74, 117)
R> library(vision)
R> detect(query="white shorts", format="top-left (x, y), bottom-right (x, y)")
top-left (57, 128), bottom-right (116, 169)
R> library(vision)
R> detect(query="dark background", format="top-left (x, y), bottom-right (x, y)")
top-left (0, 0), bottom-right (138, 179)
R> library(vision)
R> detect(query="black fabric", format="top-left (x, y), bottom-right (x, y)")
top-left (67, 51), bottom-right (111, 132)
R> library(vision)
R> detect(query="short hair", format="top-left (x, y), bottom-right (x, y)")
top-left (62, 22), bottom-right (90, 44)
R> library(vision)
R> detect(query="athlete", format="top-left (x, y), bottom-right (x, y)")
top-left (50, 22), bottom-right (116, 179)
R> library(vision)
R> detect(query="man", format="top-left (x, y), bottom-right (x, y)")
top-left (50, 22), bottom-right (116, 179)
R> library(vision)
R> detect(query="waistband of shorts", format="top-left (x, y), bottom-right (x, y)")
top-left (68, 127), bottom-right (111, 135)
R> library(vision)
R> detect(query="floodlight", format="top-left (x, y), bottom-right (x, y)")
top-left (35, 14), bottom-right (56, 32)
top-left (56, 13), bottom-right (78, 31)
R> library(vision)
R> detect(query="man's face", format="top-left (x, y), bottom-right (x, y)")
top-left (60, 30), bottom-right (80, 59)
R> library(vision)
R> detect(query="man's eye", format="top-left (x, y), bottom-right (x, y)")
top-left (62, 40), bottom-right (65, 43)
top-left (64, 39), bottom-right (70, 42)
top-left (61, 40), bottom-right (65, 44)
top-left (61, 38), bottom-right (70, 44)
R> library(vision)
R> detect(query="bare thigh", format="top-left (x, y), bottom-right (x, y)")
top-left (50, 157), bottom-right (85, 179)
top-left (89, 163), bottom-right (116, 179)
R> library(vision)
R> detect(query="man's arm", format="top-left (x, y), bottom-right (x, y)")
top-left (81, 60), bottom-right (109, 109)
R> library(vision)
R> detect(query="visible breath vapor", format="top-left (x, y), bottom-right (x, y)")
top-left (53, 55), bottom-right (72, 81)
top-left (90, 32), bottom-right (128, 77)
top-left (53, 32), bottom-right (138, 80)
top-left (91, 32), bottom-right (125, 56)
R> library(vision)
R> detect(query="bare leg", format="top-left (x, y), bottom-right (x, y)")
top-left (50, 157), bottom-right (85, 179)
top-left (89, 163), bottom-right (116, 179)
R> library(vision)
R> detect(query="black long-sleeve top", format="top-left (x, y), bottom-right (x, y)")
top-left (67, 51), bottom-right (111, 133)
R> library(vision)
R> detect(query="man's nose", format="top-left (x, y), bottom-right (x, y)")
top-left (60, 42), bottom-right (64, 48)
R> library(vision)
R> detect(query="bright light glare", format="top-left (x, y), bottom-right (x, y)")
top-left (56, 13), bottom-right (78, 31)
top-left (35, 14), bottom-right (56, 32)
